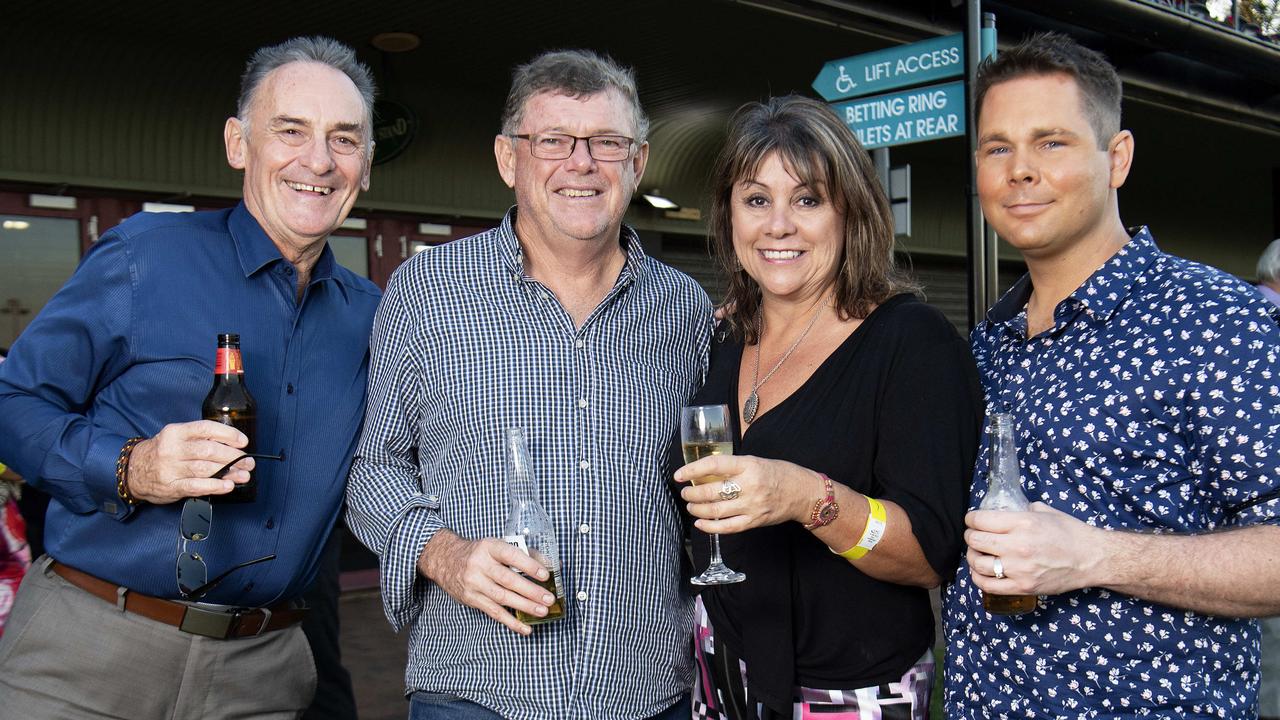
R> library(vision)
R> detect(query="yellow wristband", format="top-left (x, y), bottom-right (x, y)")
top-left (835, 496), bottom-right (887, 560)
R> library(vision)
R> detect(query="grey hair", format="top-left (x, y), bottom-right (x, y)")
top-left (237, 36), bottom-right (377, 144)
top-left (1258, 239), bottom-right (1280, 283)
top-left (500, 49), bottom-right (649, 142)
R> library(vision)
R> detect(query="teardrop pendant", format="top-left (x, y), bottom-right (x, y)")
top-left (743, 391), bottom-right (759, 423)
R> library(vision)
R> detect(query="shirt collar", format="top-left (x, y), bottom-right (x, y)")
top-left (1067, 226), bottom-right (1159, 324)
top-left (228, 201), bottom-right (350, 302)
top-left (985, 226), bottom-right (1160, 335)
top-left (229, 202), bottom-right (283, 277)
top-left (495, 206), bottom-right (649, 286)
top-left (309, 241), bottom-right (349, 302)
top-left (1257, 283), bottom-right (1280, 309)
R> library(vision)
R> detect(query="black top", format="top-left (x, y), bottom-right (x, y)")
top-left (682, 294), bottom-right (983, 714)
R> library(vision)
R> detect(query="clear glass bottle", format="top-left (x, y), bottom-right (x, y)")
top-left (980, 411), bottom-right (1037, 615)
top-left (502, 427), bottom-right (565, 625)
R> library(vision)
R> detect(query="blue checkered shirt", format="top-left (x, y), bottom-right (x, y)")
top-left (346, 208), bottom-right (713, 720)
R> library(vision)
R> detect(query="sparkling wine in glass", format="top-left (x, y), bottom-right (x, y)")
top-left (680, 404), bottom-right (745, 585)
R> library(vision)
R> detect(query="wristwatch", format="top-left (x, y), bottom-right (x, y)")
top-left (802, 473), bottom-right (840, 530)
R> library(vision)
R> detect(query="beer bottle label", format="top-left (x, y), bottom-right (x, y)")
top-left (502, 534), bottom-right (529, 573)
top-left (502, 534), bottom-right (528, 553)
top-left (505, 534), bottom-right (565, 600)
top-left (214, 348), bottom-right (244, 374)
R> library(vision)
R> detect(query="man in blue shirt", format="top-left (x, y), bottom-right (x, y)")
top-left (943, 33), bottom-right (1280, 717)
top-left (0, 37), bottom-right (381, 719)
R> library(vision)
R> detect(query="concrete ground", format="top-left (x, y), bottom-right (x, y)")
top-left (340, 586), bottom-right (410, 720)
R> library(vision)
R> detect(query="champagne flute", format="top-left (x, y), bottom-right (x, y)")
top-left (680, 404), bottom-right (745, 585)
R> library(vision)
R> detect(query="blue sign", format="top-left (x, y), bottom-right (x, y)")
top-left (812, 34), bottom-right (963, 101)
top-left (830, 81), bottom-right (965, 149)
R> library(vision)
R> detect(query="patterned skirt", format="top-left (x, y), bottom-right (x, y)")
top-left (692, 595), bottom-right (934, 720)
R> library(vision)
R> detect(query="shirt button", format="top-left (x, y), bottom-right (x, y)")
top-left (284, 266), bottom-right (294, 276)
top-left (575, 340), bottom-right (585, 349)
top-left (576, 590), bottom-right (588, 602)
top-left (577, 398), bottom-right (588, 409)
top-left (578, 460), bottom-right (589, 470)
top-left (286, 383), bottom-right (295, 394)
top-left (579, 523), bottom-right (591, 534)
top-left (266, 517), bottom-right (275, 529)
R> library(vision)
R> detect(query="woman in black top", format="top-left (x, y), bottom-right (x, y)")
top-left (674, 96), bottom-right (982, 720)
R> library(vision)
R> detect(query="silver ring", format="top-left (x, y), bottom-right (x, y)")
top-left (719, 480), bottom-right (742, 501)
top-left (992, 556), bottom-right (1005, 579)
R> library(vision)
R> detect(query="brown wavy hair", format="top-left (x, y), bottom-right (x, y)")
top-left (708, 95), bottom-right (917, 344)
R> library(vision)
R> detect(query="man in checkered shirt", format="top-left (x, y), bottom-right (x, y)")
top-left (346, 49), bottom-right (712, 720)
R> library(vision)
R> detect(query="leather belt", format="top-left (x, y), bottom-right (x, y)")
top-left (50, 561), bottom-right (309, 640)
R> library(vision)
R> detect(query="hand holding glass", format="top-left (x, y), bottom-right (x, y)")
top-left (680, 404), bottom-right (745, 585)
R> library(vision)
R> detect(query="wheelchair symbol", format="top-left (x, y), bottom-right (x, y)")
top-left (835, 65), bottom-right (857, 94)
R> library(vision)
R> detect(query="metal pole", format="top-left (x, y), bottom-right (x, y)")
top-left (965, 0), bottom-right (987, 328)
top-left (873, 147), bottom-right (892, 258)
top-left (873, 147), bottom-right (890, 196)
top-left (981, 12), bottom-right (999, 310)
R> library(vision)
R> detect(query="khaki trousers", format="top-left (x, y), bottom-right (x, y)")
top-left (0, 556), bottom-right (317, 720)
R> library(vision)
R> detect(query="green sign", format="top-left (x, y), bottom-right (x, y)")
top-left (829, 81), bottom-right (965, 149)
top-left (812, 34), bottom-right (963, 101)
top-left (372, 100), bottom-right (417, 166)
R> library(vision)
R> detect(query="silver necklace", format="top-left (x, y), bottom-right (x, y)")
top-left (743, 304), bottom-right (824, 423)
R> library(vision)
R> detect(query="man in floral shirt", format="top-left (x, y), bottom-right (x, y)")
top-left (944, 33), bottom-right (1280, 718)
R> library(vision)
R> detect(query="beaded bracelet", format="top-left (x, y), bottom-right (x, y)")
top-left (115, 436), bottom-right (145, 506)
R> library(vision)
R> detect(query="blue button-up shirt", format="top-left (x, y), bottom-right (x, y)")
top-left (347, 208), bottom-right (712, 720)
top-left (0, 203), bottom-right (380, 606)
top-left (943, 228), bottom-right (1280, 718)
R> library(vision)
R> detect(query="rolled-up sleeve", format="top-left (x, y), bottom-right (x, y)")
top-left (0, 233), bottom-right (137, 519)
top-left (346, 265), bottom-right (445, 631)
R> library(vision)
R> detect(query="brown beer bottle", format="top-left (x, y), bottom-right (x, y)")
top-left (202, 333), bottom-right (258, 503)
top-left (980, 412), bottom-right (1037, 615)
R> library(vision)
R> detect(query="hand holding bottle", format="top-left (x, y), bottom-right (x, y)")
top-left (965, 501), bottom-right (1110, 600)
top-left (125, 420), bottom-right (253, 504)
top-left (415, 427), bottom-right (566, 636)
top-left (416, 529), bottom-right (559, 636)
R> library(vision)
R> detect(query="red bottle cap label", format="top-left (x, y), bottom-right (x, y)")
top-left (214, 348), bottom-right (244, 374)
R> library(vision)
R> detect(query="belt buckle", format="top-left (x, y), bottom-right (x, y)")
top-left (179, 606), bottom-right (238, 639)
top-left (249, 607), bottom-right (272, 637)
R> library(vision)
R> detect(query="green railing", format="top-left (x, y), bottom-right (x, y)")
top-left (1137, 0), bottom-right (1279, 43)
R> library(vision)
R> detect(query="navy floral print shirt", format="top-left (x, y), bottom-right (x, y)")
top-left (944, 228), bottom-right (1280, 718)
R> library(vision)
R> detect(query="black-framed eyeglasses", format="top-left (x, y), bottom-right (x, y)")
top-left (511, 132), bottom-right (636, 161)
top-left (176, 452), bottom-right (284, 600)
